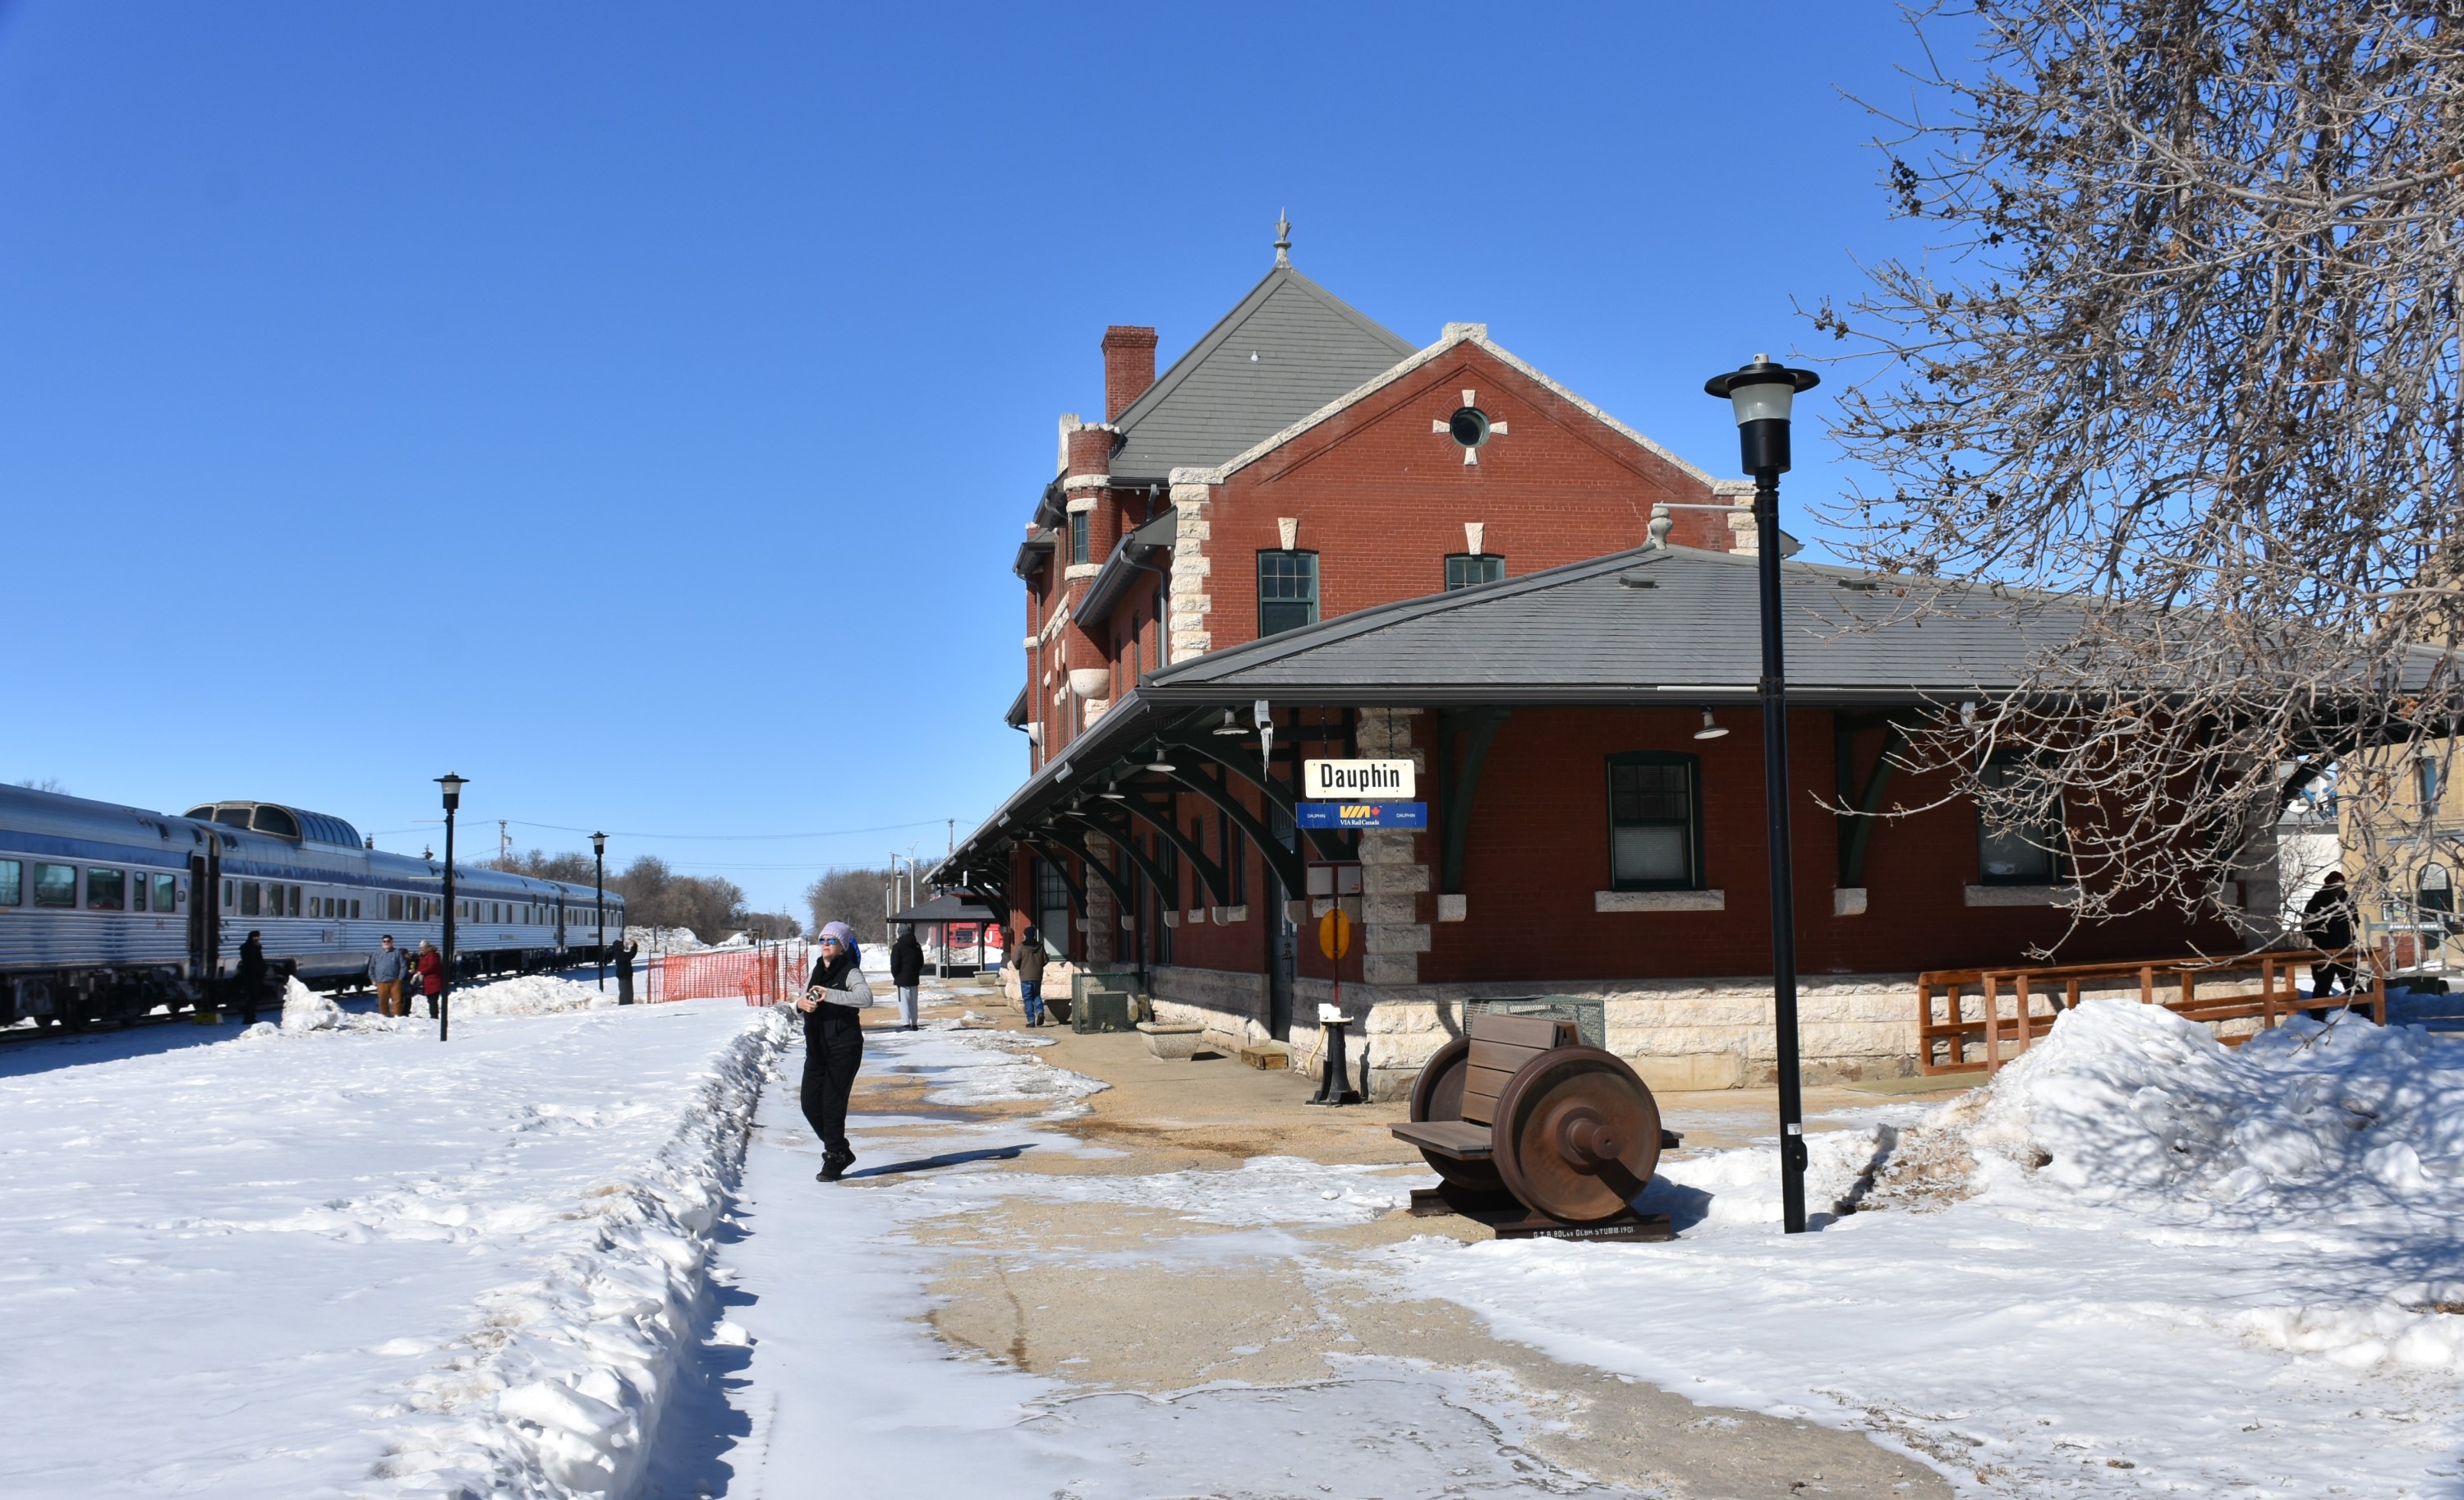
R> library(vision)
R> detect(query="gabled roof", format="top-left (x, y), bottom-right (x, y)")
top-left (1107, 265), bottom-right (1416, 481)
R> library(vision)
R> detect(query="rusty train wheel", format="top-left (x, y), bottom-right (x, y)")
top-left (1407, 1035), bottom-right (1507, 1194)
top-left (1489, 1047), bottom-right (1662, 1225)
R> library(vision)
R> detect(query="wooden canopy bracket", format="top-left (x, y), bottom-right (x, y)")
top-left (1154, 761), bottom-right (1312, 895)
top-left (1059, 808), bottom-right (1208, 909)
top-left (1101, 798), bottom-right (1232, 907)
top-left (1835, 713), bottom-right (1908, 889)
top-left (1022, 842), bottom-right (1087, 917)
top-left (1032, 825), bottom-right (1138, 911)
top-left (1158, 732), bottom-right (1349, 863)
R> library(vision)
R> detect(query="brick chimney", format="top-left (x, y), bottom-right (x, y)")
top-left (1101, 325), bottom-right (1159, 421)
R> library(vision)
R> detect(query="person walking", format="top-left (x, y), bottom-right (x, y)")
top-left (234, 930), bottom-right (267, 1027)
top-left (1014, 923), bottom-right (1047, 1027)
top-left (795, 922), bottom-right (873, 1181)
top-left (889, 923), bottom-right (924, 1031)
top-left (371, 935), bottom-right (407, 1017)
top-left (415, 940), bottom-right (444, 1020)
top-left (2303, 872), bottom-right (2360, 1020)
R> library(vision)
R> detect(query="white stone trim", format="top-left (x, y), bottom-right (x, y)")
top-left (1594, 889), bottom-right (1726, 913)
top-left (1212, 904), bottom-right (1248, 924)
top-left (1963, 884), bottom-right (2083, 908)
top-left (1437, 893), bottom-right (1468, 923)
top-left (1169, 475), bottom-right (1216, 662)
top-left (1063, 562), bottom-right (1101, 580)
top-left (1276, 516), bottom-right (1299, 550)
top-left (1064, 494), bottom-right (1099, 511)
top-left (1464, 521), bottom-right (1483, 554)
top-left (1834, 887), bottom-right (1869, 917)
top-left (1062, 475), bottom-right (1110, 493)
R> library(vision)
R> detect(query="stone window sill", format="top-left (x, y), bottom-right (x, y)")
top-left (1962, 884), bottom-right (2081, 908)
top-left (1594, 889), bottom-right (1725, 913)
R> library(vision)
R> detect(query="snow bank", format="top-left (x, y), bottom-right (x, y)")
top-left (449, 974), bottom-right (614, 1019)
top-left (370, 1007), bottom-right (798, 1498)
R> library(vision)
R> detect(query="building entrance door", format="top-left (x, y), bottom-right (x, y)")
top-left (1266, 873), bottom-right (1295, 1041)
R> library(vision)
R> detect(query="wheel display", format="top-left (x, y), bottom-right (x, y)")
top-left (1489, 1047), bottom-right (1662, 1225)
top-left (1406, 1035), bottom-right (1507, 1193)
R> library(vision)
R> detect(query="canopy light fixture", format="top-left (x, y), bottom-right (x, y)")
top-left (1100, 780), bottom-right (1126, 801)
top-left (1211, 709), bottom-right (1246, 736)
top-left (1145, 741), bottom-right (1177, 773)
top-left (1693, 710), bottom-right (1729, 741)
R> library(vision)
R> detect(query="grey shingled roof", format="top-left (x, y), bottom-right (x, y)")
top-left (1137, 545), bottom-right (2089, 706)
top-left (1107, 265), bottom-right (1416, 481)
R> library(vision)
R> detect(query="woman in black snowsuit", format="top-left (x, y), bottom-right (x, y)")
top-left (794, 921), bottom-right (873, 1180)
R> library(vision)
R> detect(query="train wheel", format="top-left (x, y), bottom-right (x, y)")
top-left (1407, 1035), bottom-right (1508, 1194)
top-left (1490, 1047), bottom-right (1662, 1225)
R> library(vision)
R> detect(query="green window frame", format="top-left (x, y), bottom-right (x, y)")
top-left (1607, 752), bottom-right (1703, 891)
top-left (1444, 554), bottom-right (1506, 590)
top-left (0, 859), bottom-right (19, 906)
top-left (1257, 550), bottom-right (1320, 637)
top-left (1068, 509), bottom-right (1090, 565)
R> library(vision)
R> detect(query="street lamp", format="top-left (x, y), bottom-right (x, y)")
top-left (592, 831), bottom-right (609, 996)
top-left (1703, 353), bottom-right (1821, 1235)
top-left (435, 774), bottom-right (467, 1042)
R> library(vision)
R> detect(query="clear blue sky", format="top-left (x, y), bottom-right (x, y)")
top-left (0, 2), bottom-right (1946, 914)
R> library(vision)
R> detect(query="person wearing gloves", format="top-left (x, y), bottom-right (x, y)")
top-left (888, 923), bottom-right (925, 1030)
top-left (795, 921), bottom-right (874, 1181)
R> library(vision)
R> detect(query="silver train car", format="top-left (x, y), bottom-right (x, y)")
top-left (0, 784), bottom-right (626, 1028)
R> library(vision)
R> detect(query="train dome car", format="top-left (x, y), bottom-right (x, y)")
top-left (1, 782), bottom-right (628, 1030)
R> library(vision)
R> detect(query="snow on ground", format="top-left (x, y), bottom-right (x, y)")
top-left (0, 996), bottom-right (784, 1500)
top-left (1382, 999), bottom-right (2464, 1496)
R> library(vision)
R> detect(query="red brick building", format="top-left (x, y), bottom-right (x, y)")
top-left (962, 236), bottom-right (2245, 1093)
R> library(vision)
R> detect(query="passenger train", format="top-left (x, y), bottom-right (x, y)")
top-left (0, 783), bottom-right (625, 1029)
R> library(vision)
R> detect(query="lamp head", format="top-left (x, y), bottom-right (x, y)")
top-left (1693, 709), bottom-right (1730, 741)
top-left (434, 772), bottom-right (467, 812)
top-left (591, 831), bottom-right (608, 856)
top-left (1703, 355), bottom-right (1820, 475)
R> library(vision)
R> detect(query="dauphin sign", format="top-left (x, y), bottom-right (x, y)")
top-left (1300, 759), bottom-right (1417, 800)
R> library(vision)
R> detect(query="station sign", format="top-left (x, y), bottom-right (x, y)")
top-left (1295, 801), bottom-right (1427, 830)
top-left (1303, 758), bottom-right (1417, 800)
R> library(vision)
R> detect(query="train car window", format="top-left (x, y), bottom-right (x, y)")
top-left (240, 882), bottom-right (260, 916)
top-left (184, 805), bottom-right (216, 820)
top-left (33, 864), bottom-right (76, 908)
top-left (133, 876), bottom-right (151, 912)
top-left (0, 859), bottom-right (20, 906)
top-left (289, 886), bottom-right (302, 915)
top-left (388, 893), bottom-right (402, 920)
top-left (351, 899), bottom-right (361, 918)
top-left (223, 878), bottom-right (235, 909)
top-left (251, 807), bottom-right (301, 839)
top-left (214, 808), bottom-right (251, 830)
top-left (85, 868), bottom-right (126, 910)
top-left (154, 873), bottom-right (179, 911)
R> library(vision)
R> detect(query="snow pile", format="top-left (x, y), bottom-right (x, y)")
top-left (893, 1026), bottom-right (1110, 1113)
top-left (280, 976), bottom-right (343, 1033)
top-left (449, 973), bottom-right (614, 1019)
top-left (627, 927), bottom-right (705, 954)
top-left (370, 1005), bottom-right (797, 1498)
top-left (1955, 999), bottom-right (2464, 1219)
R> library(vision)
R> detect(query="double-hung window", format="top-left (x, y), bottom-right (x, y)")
top-left (1607, 752), bottom-right (1702, 890)
top-left (1976, 755), bottom-right (2063, 884)
top-left (1068, 510), bottom-right (1091, 565)
top-left (1257, 550), bottom-right (1319, 637)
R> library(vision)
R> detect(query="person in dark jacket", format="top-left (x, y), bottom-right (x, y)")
top-left (888, 924), bottom-right (925, 1030)
top-left (795, 922), bottom-right (874, 1180)
top-left (2302, 872), bottom-right (2359, 1019)
top-left (615, 939), bottom-right (637, 1005)
top-left (1014, 924), bottom-right (1048, 1027)
top-left (234, 931), bottom-right (267, 1026)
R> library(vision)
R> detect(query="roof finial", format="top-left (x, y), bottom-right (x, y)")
top-left (1273, 209), bottom-right (1292, 267)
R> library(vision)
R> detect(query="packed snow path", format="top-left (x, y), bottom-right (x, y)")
top-left (0, 984), bottom-right (775, 1499)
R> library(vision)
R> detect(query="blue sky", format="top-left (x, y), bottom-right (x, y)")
top-left (0, 2), bottom-right (1947, 913)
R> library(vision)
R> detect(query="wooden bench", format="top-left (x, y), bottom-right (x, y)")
top-left (1391, 1013), bottom-right (1674, 1241)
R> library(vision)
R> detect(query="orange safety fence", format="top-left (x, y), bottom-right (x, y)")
top-left (644, 941), bottom-right (814, 1005)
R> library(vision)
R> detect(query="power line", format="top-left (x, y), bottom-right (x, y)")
top-left (503, 817), bottom-right (959, 842)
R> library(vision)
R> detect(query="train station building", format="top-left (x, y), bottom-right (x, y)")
top-left (945, 232), bottom-right (2241, 1094)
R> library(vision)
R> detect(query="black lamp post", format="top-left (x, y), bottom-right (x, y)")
top-left (436, 773), bottom-right (467, 1042)
top-left (1703, 353), bottom-right (1820, 1234)
top-left (592, 831), bottom-right (608, 993)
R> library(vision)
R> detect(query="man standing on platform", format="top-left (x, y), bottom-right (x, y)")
top-left (888, 923), bottom-right (924, 1031)
top-left (1013, 923), bottom-right (1047, 1028)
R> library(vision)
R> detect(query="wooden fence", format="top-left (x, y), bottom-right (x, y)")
top-left (1917, 948), bottom-right (2385, 1076)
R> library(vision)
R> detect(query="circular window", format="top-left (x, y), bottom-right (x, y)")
top-left (1447, 407), bottom-right (1492, 448)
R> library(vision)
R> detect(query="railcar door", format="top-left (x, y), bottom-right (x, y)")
top-left (188, 844), bottom-right (221, 1001)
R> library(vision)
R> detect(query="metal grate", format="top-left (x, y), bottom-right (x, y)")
top-left (1464, 996), bottom-right (1605, 1051)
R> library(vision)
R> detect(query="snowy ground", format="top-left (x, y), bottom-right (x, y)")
top-left (8, 973), bottom-right (2464, 1498)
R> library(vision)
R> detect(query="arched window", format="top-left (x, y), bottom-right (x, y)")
top-left (2420, 863), bottom-right (2453, 915)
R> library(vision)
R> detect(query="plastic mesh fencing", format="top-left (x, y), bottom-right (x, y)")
top-left (644, 941), bottom-right (813, 1006)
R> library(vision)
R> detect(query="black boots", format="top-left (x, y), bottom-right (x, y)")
top-left (817, 1146), bottom-right (855, 1183)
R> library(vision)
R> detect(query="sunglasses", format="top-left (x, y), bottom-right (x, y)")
top-left (819, 937), bottom-right (844, 946)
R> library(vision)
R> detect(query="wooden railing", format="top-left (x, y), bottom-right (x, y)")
top-left (1917, 949), bottom-right (2386, 1076)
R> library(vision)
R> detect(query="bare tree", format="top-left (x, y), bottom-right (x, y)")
top-left (806, 867), bottom-right (897, 946)
top-left (1810, 1), bottom-right (2463, 944)
top-left (607, 854), bottom-right (748, 944)
top-left (13, 777), bottom-right (67, 794)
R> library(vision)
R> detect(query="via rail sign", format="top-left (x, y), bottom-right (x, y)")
top-left (1296, 801), bottom-right (1428, 830)
top-left (1303, 757), bottom-right (1416, 800)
